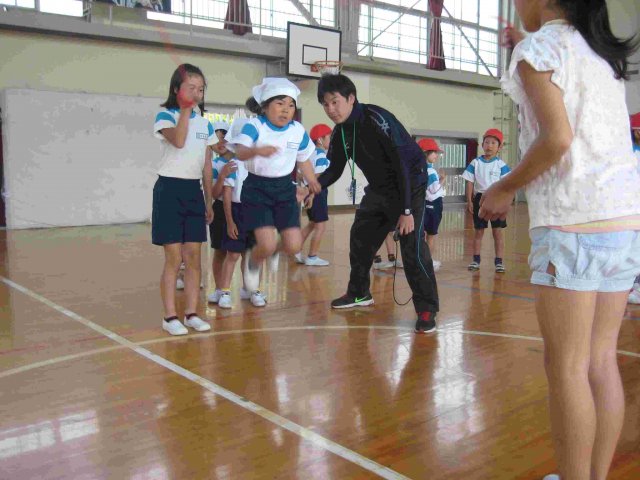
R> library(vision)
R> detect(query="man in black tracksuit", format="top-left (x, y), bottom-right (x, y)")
top-left (314, 74), bottom-right (439, 333)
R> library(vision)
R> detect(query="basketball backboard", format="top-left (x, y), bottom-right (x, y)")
top-left (287, 22), bottom-right (342, 79)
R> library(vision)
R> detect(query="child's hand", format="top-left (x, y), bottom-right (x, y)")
top-left (227, 222), bottom-right (238, 240)
top-left (206, 203), bottom-right (214, 225)
top-left (478, 183), bottom-right (515, 221)
top-left (467, 201), bottom-right (474, 215)
top-left (438, 168), bottom-right (447, 182)
top-left (177, 84), bottom-right (197, 110)
top-left (304, 194), bottom-right (315, 210)
top-left (296, 185), bottom-right (308, 204)
top-left (255, 145), bottom-right (279, 157)
top-left (501, 26), bottom-right (524, 49)
top-left (221, 160), bottom-right (238, 178)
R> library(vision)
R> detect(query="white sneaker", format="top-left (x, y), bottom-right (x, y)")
top-left (294, 252), bottom-right (305, 264)
top-left (179, 262), bottom-right (185, 271)
top-left (239, 287), bottom-right (251, 300)
top-left (176, 278), bottom-right (185, 290)
top-left (432, 260), bottom-right (441, 272)
top-left (250, 291), bottom-right (267, 307)
top-left (207, 288), bottom-right (223, 303)
top-left (305, 256), bottom-right (329, 266)
top-left (184, 315), bottom-right (211, 332)
top-left (542, 475), bottom-right (560, 480)
top-left (243, 251), bottom-right (261, 292)
top-left (218, 292), bottom-right (232, 309)
top-left (268, 252), bottom-right (280, 272)
top-left (628, 289), bottom-right (640, 304)
top-left (163, 318), bottom-right (188, 336)
top-left (374, 260), bottom-right (394, 270)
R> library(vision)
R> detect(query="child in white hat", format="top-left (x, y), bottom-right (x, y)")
top-left (225, 78), bottom-right (321, 293)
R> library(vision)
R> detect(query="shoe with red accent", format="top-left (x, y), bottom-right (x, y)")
top-left (414, 311), bottom-right (437, 334)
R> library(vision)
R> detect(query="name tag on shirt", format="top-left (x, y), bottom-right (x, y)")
top-left (196, 132), bottom-right (208, 140)
top-left (287, 142), bottom-right (300, 150)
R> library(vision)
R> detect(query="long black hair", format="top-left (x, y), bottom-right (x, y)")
top-left (161, 63), bottom-right (207, 114)
top-left (245, 95), bottom-right (297, 116)
top-left (554, 0), bottom-right (638, 80)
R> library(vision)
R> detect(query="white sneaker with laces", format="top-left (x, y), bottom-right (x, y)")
top-left (239, 287), bottom-right (251, 300)
top-left (542, 475), bottom-right (560, 480)
top-left (207, 289), bottom-right (223, 303)
top-left (305, 256), bottom-right (329, 266)
top-left (268, 252), bottom-right (280, 272)
top-left (218, 292), bottom-right (232, 309)
top-left (163, 318), bottom-right (188, 336)
top-left (176, 278), bottom-right (185, 290)
top-left (179, 263), bottom-right (185, 271)
top-left (243, 252), bottom-right (261, 292)
top-left (294, 252), bottom-right (305, 264)
top-left (184, 315), bottom-right (211, 332)
top-left (250, 291), bottom-right (267, 307)
top-left (432, 260), bottom-right (441, 272)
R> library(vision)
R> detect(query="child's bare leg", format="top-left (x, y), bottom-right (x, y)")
top-left (182, 242), bottom-right (202, 314)
top-left (161, 243), bottom-right (182, 317)
top-left (308, 222), bottom-right (326, 256)
top-left (535, 283), bottom-right (597, 480)
top-left (589, 291), bottom-right (627, 480)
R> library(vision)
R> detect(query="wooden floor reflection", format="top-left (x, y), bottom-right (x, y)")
top-left (0, 203), bottom-right (638, 479)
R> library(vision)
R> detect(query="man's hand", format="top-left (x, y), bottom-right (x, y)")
top-left (478, 182), bottom-right (515, 221)
top-left (396, 213), bottom-right (415, 236)
top-left (307, 179), bottom-right (321, 195)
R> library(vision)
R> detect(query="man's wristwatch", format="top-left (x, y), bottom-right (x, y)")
top-left (402, 209), bottom-right (412, 216)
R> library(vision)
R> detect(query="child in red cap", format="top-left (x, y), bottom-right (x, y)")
top-left (294, 124), bottom-right (332, 266)
top-left (418, 138), bottom-right (446, 271)
top-left (462, 128), bottom-right (511, 272)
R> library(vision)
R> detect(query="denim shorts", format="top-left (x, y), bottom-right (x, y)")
top-left (528, 227), bottom-right (640, 292)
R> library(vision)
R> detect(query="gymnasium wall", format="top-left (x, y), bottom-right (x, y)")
top-left (0, 28), bottom-right (497, 227)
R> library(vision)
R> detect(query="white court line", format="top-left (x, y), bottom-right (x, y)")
top-left (2, 323), bottom-right (639, 380)
top-left (0, 276), bottom-right (411, 480)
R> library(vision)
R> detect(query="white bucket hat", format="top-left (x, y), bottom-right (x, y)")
top-left (252, 77), bottom-right (300, 104)
top-left (213, 121), bottom-right (230, 132)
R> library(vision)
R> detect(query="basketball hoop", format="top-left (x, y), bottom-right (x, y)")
top-left (312, 60), bottom-right (344, 76)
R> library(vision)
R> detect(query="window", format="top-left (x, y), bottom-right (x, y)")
top-left (358, 0), bottom-right (501, 76)
top-left (166, 0), bottom-right (335, 38)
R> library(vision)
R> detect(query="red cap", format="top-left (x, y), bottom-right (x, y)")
top-left (309, 124), bottom-right (332, 142)
top-left (483, 128), bottom-right (504, 145)
top-left (631, 113), bottom-right (640, 130)
top-left (417, 138), bottom-right (442, 152)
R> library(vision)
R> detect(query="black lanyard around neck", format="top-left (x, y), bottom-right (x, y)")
top-left (340, 123), bottom-right (357, 205)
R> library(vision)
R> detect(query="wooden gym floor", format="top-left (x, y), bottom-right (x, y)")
top-left (0, 203), bottom-right (638, 479)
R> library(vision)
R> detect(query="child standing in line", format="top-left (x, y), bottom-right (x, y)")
top-left (295, 123), bottom-right (332, 267)
top-left (418, 138), bottom-right (445, 272)
top-left (152, 64), bottom-right (216, 336)
top-left (206, 139), bottom-right (237, 303)
top-left (216, 118), bottom-right (266, 309)
top-left (481, 2), bottom-right (640, 478)
top-left (226, 78), bottom-right (321, 293)
top-left (462, 128), bottom-right (511, 273)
